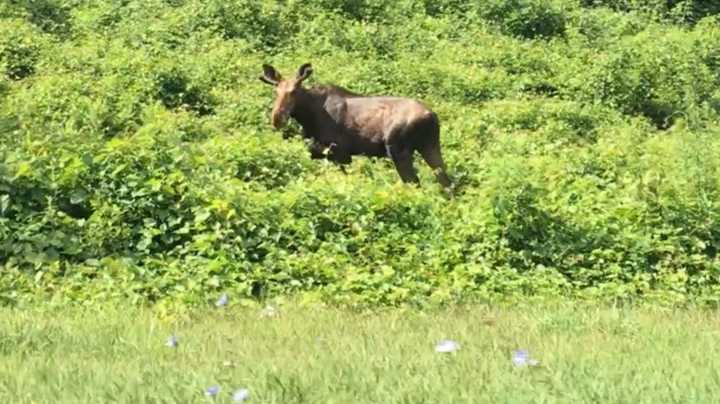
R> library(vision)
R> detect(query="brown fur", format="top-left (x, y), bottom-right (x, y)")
top-left (260, 63), bottom-right (452, 189)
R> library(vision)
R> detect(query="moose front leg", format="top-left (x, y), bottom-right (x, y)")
top-left (327, 143), bottom-right (351, 165)
top-left (307, 139), bottom-right (327, 160)
top-left (327, 143), bottom-right (351, 175)
top-left (306, 140), bottom-right (351, 173)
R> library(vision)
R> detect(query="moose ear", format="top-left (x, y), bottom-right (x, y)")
top-left (259, 75), bottom-right (277, 86)
top-left (297, 63), bottom-right (313, 82)
top-left (260, 64), bottom-right (282, 85)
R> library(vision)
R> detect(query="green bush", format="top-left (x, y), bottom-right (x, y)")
top-left (562, 21), bottom-right (720, 128)
top-left (1, 0), bottom-right (720, 307)
top-left (0, 19), bottom-right (47, 80)
top-left (580, 0), bottom-right (720, 24)
top-left (479, 0), bottom-right (568, 39)
top-left (1, 0), bottom-right (73, 36)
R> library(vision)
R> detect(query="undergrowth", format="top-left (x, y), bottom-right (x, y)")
top-left (1, 0), bottom-right (719, 307)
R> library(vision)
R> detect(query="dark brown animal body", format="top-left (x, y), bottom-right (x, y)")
top-left (260, 63), bottom-right (452, 189)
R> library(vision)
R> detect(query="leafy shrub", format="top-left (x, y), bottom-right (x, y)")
top-left (580, 0), bottom-right (720, 24)
top-left (479, 0), bottom-right (568, 39)
top-left (562, 22), bottom-right (720, 128)
top-left (420, 0), bottom-right (473, 16)
top-left (2, 0), bottom-right (720, 307)
top-left (477, 99), bottom-right (618, 145)
top-left (155, 69), bottom-right (216, 116)
top-left (571, 7), bottom-right (650, 47)
top-left (0, 19), bottom-right (46, 80)
top-left (314, 0), bottom-right (392, 21)
top-left (194, 0), bottom-right (307, 51)
top-left (1, 0), bottom-right (73, 37)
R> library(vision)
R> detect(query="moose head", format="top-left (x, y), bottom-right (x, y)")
top-left (259, 63), bottom-right (313, 129)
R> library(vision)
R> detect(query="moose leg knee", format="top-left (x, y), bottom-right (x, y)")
top-left (309, 149), bottom-right (325, 160)
top-left (387, 145), bottom-right (419, 184)
top-left (307, 140), bottom-right (326, 159)
top-left (419, 144), bottom-right (452, 190)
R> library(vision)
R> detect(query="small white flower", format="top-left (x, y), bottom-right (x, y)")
top-left (512, 349), bottom-right (540, 367)
top-left (205, 385), bottom-right (221, 397)
top-left (165, 334), bottom-right (178, 348)
top-left (232, 388), bottom-right (250, 402)
top-left (435, 339), bottom-right (460, 353)
top-left (216, 293), bottom-right (229, 307)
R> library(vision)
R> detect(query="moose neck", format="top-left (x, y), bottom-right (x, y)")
top-left (290, 89), bottom-right (327, 138)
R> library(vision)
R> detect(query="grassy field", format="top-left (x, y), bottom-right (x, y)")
top-left (2, 303), bottom-right (719, 403)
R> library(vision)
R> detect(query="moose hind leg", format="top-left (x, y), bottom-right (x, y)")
top-left (419, 144), bottom-right (452, 189)
top-left (387, 145), bottom-right (419, 184)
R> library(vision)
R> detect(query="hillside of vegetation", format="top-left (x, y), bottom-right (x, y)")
top-left (1, 0), bottom-right (719, 307)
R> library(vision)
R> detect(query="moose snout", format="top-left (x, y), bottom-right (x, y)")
top-left (271, 109), bottom-right (289, 129)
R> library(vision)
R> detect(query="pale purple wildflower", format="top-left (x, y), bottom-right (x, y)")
top-left (435, 339), bottom-right (460, 353)
top-left (216, 293), bottom-right (229, 307)
top-left (232, 388), bottom-right (250, 402)
top-left (165, 334), bottom-right (178, 348)
top-left (205, 385), bottom-right (221, 397)
top-left (512, 349), bottom-right (540, 367)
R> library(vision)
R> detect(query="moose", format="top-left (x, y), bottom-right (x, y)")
top-left (259, 63), bottom-right (452, 190)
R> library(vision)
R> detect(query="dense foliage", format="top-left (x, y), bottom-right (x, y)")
top-left (1, 0), bottom-right (719, 307)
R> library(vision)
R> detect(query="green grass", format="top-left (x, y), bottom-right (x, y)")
top-left (2, 303), bottom-right (719, 403)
